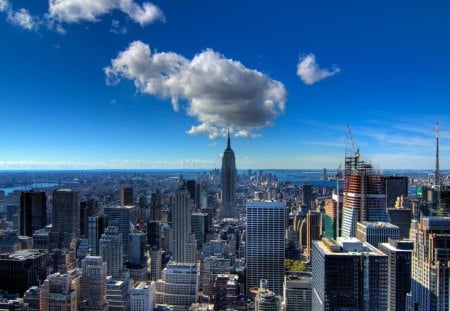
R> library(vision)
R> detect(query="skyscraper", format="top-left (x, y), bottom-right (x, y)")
top-left (221, 131), bottom-right (236, 219)
top-left (407, 217), bottom-right (450, 310)
top-left (385, 176), bottom-right (408, 208)
top-left (88, 215), bottom-right (107, 256)
top-left (378, 239), bottom-right (413, 311)
top-left (19, 191), bottom-right (46, 237)
top-left (80, 256), bottom-right (108, 311)
top-left (311, 237), bottom-right (387, 311)
top-left (120, 187), bottom-right (134, 206)
top-left (52, 189), bottom-right (80, 248)
top-left (172, 184), bottom-right (196, 263)
top-left (104, 205), bottom-right (137, 257)
top-left (341, 151), bottom-right (388, 238)
top-left (356, 221), bottom-right (399, 247)
top-left (99, 226), bottom-right (123, 278)
top-left (246, 201), bottom-right (285, 295)
top-left (80, 199), bottom-right (98, 238)
top-left (306, 210), bottom-right (321, 259)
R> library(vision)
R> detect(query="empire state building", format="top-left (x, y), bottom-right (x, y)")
top-left (221, 131), bottom-right (237, 218)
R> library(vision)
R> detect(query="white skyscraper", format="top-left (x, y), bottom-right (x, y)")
top-left (246, 201), bottom-right (285, 296)
top-left (172, 185), bottom-right (196, 263)
top-left (99, 226), bottom-right (123, 278)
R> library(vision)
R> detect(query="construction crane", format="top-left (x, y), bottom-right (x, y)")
top-left (347, 124), bottom-right (360, 159)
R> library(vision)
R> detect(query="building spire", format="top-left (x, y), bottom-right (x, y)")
top-left (227, 127), bottom-right (231, 149)
top-left (435, 121), bottom-right (440, 186)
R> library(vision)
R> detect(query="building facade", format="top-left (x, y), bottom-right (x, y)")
top-left (246, 201), bottom-right (285, 296)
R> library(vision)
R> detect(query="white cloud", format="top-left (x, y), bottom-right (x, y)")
top-left (0, 0), bottom-right (8, 12)
top-left (111, 19), bottom-right (127, 34)
top-left (7, 8), bottom-right (37, 30)
top-left (297, 53), bottom-right (340, 85)
top-left (105, 41), bottom-right (287, 139)
top-left (1, 1), bottom-right (40, 30)
top-left (48, 0), bottom-right (164, 26)
top-left (186, 123), bottom-right (227, 139)
top-left (234, 129), bottom-right (261, 138)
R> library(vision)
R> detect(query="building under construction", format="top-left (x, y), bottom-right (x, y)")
top-left (341, 149), bottom-right (388, 238)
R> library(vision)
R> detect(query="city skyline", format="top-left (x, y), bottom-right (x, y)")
top-left (1, 1), bottom-right (450, 170)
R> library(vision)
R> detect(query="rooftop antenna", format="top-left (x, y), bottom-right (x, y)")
top-left (435, 120), bottom-right (443, 214)
top-left (336, 163), bottom-right (341, 238)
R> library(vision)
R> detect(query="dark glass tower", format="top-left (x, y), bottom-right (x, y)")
top-left (221, 131), bottom-right (236, 218)
top-left (19, 191), bottom-right (47, 237)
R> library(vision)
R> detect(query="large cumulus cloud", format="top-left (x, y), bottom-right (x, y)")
top-left (105, 41), bottom-right (287, 138)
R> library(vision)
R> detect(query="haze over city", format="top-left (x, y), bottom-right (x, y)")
top-left (1, 1), bottom-right (449, 170)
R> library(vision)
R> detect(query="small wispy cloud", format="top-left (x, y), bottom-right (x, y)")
top-left (110, 19), bottom-right (127, 34)
top-left (297, 53), bottom-right (340, 85)
top-left (48, 0), bottom-right (165, 26)
top-left (1, 1), bottom-right (40, 31)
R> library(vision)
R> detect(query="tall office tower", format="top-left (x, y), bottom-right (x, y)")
top-left (186, 180), bottom-right (197, 204)
top-left (88, 215), bottom-right (107, 256)
top-left (52, 189), bottom-right (80, 248)
top-left (322, 193), bottom-right (342, 239)
top-left (302, 184), bottom-right (312, 209)
top-left (388, 206), bottom-right (412, 239)
top-left (341, 151), bottom-right (388, 238)
top-left (407, 217), bottom-right (450, 310)
top-left (121, 187), bottom-right (134, 206)
top-left (378, 239), bottom-right (413, 311)
top-left (385, 176), bottom-right (408, 208)
top-left (104, 205), bottom-right (137, 257)
top-left (155, 262), bottom-right (199, 310)
top-left (127, 231), bottom-right (148, 281)
top-left (356, 221), bottom-right (399, 247)
top-left (19, 191), bottom-right (46, 237)
top-left (306, 210), bottom-right (321, 258)
top-left (191, 212), bottom-right (207, 249)
top-left (311, 237), bottom-right (388, 311)
top-left (212, 274), bottom-right (239, 310)
top-left (149, 247), bottom-right (162, 281)
top-left (128, 231), bottom-right (146, 265)
top-left (0, 249), bottom-right (50, 295)
top-left (254, 280), bottom-right (281, 311)
top-left (23, 286), bottom-right (41, 311)
top-left (172, 185), bottom-right (196, 263)
top-left (99, 226), bottom-right (123, 278)
top-left (150, 191), bottom-right (162, 222)
top-left (246, 201), bottom-right (285, 296)
top-left (283, 272), bottom-right (312, 311)
top-left (40, 272), bottom-right (78, 311)
top-left (130, 281), bottom-right (156, 311)
top-left (80, 256), bottom-right (109, 311)
top-left (147, 220), bottom-right (160, 247)
top-left (220, 131), bottom-right (237, 219)
top-left (80, 199), bottom-right (98, 238)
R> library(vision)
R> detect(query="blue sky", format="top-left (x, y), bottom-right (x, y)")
top-left (0, 0), bottom-right (449, 170)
